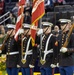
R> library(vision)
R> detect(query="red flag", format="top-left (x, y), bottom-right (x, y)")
top-left (14, 0), bottom-right (25, 41)
top-left (19, 0), bottom-right (25, 5)
top-left (31, 0), bottom-right (45, 46)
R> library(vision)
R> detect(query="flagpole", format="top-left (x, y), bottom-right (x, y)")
top-left (18, 1), bottom-right (25, 62)
top-left (20, 6), bottom-right (25, 62)
top-left (39, 18), bottom-right (42, 60)
top-left (14, 0), bottom-right (25, 64)
top-left (21, 6), bottom-right (24, 60)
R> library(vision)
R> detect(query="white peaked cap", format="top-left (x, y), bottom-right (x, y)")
top-left (23, 23), bottom-right (31, 29)
top-left (42, 22), bottom-right (53, 27)
top-left (59, 19), bottom-right (71, 24)
top-left (6, 24), bottom-right (15, 29)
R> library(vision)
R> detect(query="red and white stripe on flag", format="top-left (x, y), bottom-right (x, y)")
top-left (14, 0), bottom-right (25, 41)
top-left (31, 0), bottom-right (45, 46)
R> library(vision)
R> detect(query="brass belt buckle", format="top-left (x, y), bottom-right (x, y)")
top-left (40, 58), bottom-right (46, 65)
top-left (21, 59), bottom-right (26, 64)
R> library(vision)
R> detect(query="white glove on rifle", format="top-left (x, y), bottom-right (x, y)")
top-left (60, 47), bottom-right (67, 53)
top-left (18, 29), bottom-right (24, 35)
top-left (50, 64), bottom-right (57, 68)
top-left (29, 64), bottom-right (34, 68)
top-left (37, 29), bottom-right (43, 35)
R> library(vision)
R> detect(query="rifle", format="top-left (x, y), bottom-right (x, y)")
top-left (63, 23), bottom-right (74, 47)
top-left (0, 30), bottom-right (13, 50)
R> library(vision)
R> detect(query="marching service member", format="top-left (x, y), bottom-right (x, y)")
top-left (18, 24), bottom-right (37, 75)
top-left (30, 22), bottom-right (59, 75)
top-left (58, 19), bottom-right (74, 75)
top-left (2, 24), bottom-right (19, 75)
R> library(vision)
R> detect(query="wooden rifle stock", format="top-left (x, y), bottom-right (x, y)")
top-left (0, 30), bottom-right (13, 50)
top-left (63, 23), bottom-right (74, 47)
top-left (0, 34), bottom-right (10, 50)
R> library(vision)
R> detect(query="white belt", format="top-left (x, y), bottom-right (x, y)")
top-left (7, 51), bottom-right (19, 55)
top-left (44, 49), bottom-right (53, 54)
top-left (41, 49), bottom-right (53, 62)
top-left (23, 49), bottom-right (32, 60)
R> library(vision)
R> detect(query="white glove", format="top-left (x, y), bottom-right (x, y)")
top-left (18, 29), bottom-right (24, 35)
top-left (37, 29), bottom-right (43, 35)
top-left (56, 63), bottom-right (59, 67)
top-left (50, 64), bottom-right (57, 68)
top-left (29, 64), bottom-right (34, 68)
top-left (60, 47), bottom-right (67, 53)
top-left (17, 65), bottom-right (20, 68)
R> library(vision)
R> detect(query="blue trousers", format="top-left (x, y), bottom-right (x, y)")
top-left (20, 68), bottom-right (33, 75)
top-left (59, 66), bottom-right (74, 75)
top-left (6, 68), bottom-right (18, 75)
top-left (40, 67), bottom-right (53, 75)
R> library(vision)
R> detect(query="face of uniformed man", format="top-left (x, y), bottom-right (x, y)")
top-left (43, 26), bottom-right (51, 34)
top-left (60, 24), bottom-right (69, 32)
top-left (7, 29), bottom-right (15, 37)
top-left (24, 29), bottom-right (31, 36)
top-left (7, 29), bottom-right (13, 35)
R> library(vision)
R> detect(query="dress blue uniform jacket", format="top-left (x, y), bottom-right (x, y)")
top-left (2, 36), bottom-right (19, 67)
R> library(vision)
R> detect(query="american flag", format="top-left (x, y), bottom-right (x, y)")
top-left (14, 0), bottom-right (25, 41)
